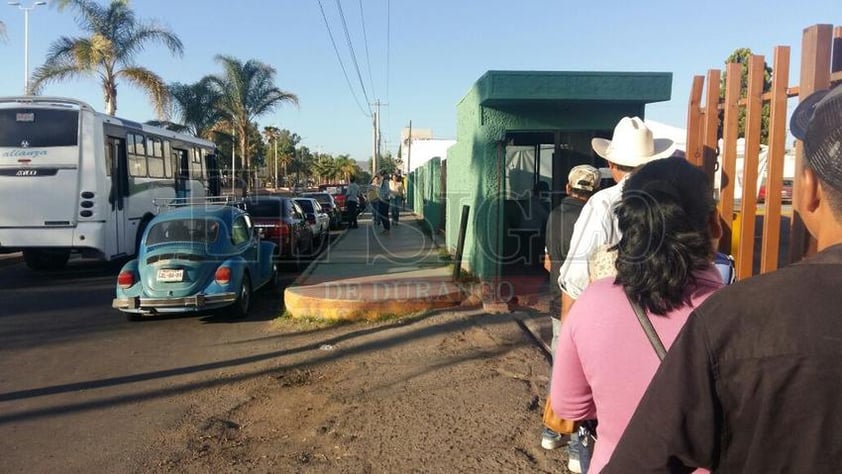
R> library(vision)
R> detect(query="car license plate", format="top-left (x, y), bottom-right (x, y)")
top-left (157, 268), bottom-right (184, 282)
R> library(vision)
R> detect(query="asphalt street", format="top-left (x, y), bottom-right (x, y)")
top-left (0, 234), bottom-right (336, 473)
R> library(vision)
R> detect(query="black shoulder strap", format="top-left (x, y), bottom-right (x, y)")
top-left (626, 293), bottom-right (667, 361)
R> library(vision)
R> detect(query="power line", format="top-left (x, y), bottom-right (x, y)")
top-left (334, 0), bottom-right (371, 107)
top-left (315, 0), bottom-right (370, 117)
top-left (357, 0), bottom-right (377, 100)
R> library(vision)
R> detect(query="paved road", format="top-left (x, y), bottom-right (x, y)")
top-left (0, 234), bottom-right (337, 473)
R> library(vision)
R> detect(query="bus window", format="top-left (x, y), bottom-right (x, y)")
top-left (128, 133), bottom-right (147, 177)
top-left (147, 136), bottom-right (165, 178)
top-left (0, 109), bottom-right (79, 147)
top-left (129, 135), bottom-right (146, 155)
top-left (191, 147), bottom-right (204, 180)
top-left (163, 140), bottom-right (172, 178)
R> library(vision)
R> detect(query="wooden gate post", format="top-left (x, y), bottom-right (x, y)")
top-left (789, 24), bottom-right (833, 264)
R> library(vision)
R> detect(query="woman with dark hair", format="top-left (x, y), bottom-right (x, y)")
top-left (549, 157), bottom-right (724, 473)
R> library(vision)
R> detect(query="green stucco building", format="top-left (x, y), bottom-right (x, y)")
top-left (445, 70), bottom-right (672, 285)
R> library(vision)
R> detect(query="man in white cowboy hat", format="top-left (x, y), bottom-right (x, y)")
top-left (558, 116), bottom-right (674, 308)
top-left (553, 116), bottom-right (673, 473)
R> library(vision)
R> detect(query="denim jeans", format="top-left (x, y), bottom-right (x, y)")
top-left (391, 197), bottom-right (402, 221)
top-left (569, 422), bottom-right (595, 473)
top-left (378, 201), bottom-right (391, 230)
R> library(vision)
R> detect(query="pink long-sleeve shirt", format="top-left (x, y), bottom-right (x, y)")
top-left (551, 265), bottom-right (723, 473)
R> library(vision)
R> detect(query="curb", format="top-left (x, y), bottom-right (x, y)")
top-left (285, 289), bottom-right (462, 321)
top-left (290, 227), bottom-right (351, 287)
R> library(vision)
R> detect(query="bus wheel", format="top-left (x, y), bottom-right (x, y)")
top-left (23, 248), bottom-right (71, 271)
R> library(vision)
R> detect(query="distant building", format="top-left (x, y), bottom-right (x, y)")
top-left (401, 137), bottom-right (456, 173)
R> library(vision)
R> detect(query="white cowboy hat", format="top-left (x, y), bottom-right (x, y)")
top-left (592, 116), bottom-right (676, 167)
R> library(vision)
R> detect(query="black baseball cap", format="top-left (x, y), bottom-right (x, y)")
top-left (790, 84), bottom-right (842, 192)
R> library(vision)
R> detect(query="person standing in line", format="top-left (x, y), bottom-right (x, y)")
top-left (604, 83), bottom-right (842, 474)
top-left (345, 175), bottom-right (361, 229)
top-left (390, 170), bottom-right (405, 224)
top-left (378, 171), bottom-right (392, 234)
top-left (551, 157), bottom-right (724, 474)
top-left (540, 165), bottom-right (601, 451)
top-left (556, 116), bottom-right (675, 473)
top-left (368, 175), bottom-right (381, 226)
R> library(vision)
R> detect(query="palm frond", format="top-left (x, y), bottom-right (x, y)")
top-left (119, 21), bottom-right (184, 61)
top-left (118, 66), bottom-right (170, 119)
top-left (30, 63), bottom-right (91, 94)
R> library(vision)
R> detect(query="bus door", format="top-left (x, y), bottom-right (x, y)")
top-left (106, 136), bottom-right (131, 256)
top-left (173, 148), bottom-right (189, 198)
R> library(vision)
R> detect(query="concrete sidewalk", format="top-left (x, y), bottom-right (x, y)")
top-left (284, 213), bottom-right (464, 320)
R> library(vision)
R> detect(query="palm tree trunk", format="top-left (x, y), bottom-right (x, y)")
top-left (239, 131), bottom-right (249, 197)
top-left (104, 81), bottom-right (117, 115)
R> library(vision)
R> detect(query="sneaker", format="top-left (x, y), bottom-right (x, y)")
top-left (567, 439), bottom-right (582, 473)
top-left (541, 428), bottom-right (564, 450)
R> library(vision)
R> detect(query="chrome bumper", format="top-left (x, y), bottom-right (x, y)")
top-left (113, 292), bottom-right (237, 311)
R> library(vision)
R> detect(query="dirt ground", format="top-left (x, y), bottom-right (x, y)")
top-left (134, 307), bottom-right (573, 473)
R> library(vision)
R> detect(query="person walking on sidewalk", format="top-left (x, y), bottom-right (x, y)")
top-left (368, 175), bottom-right (381, 226)
top-left (540, 165), bottom-right (600, 453)
top-left (390, 170), bottom-right (405, 224)
top-left (378, 171), bottom-right (392, 234)
top-left (346, 175), bottom-right (361, 229)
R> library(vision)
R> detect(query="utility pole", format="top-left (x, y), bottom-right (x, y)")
top-left (273, 134), bottom-right (278, 190)
top-left (371, 100), bottom-right (388, 174)
top-left (231, 119), bottom-right (236, 193)
top-left (407, 120), bottom-right (412, 174)
top-left (371, 112), bottom-right (377, 175)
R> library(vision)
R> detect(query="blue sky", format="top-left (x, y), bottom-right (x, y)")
top-left (0, 0), bottom-right (839, 162)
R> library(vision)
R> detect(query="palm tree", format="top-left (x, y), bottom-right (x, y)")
top-left (32, 0), bottom-right (183, 117)
top-left (168, 77), bottom-right (225, 139)
top-left (208, 55), bottom-right (298, 196)
top-left (263, 126), bottom-right (281, 187)
top-left (334, 155), bottom-right (357, 183)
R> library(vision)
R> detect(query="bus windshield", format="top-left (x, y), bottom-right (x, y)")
top-left (0, 109), bottom-right (79, 147)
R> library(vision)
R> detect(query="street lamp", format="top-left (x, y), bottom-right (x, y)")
top-left (273, 132), bottom-right (278, 190)
top-left (8, 1), bottom-right (47, 96)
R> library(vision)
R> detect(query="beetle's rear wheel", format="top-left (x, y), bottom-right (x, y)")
top-left (230, 273), bottom-right (252, 319)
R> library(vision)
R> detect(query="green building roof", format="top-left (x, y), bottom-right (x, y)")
top-left (472, 70), bottom-right (672, 107)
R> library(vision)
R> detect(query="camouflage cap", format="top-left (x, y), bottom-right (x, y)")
top-left (568, 164), bottom-right (601, 192)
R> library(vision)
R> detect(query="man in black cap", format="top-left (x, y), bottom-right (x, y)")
top-left (604, 84), bottom-right (842, 472)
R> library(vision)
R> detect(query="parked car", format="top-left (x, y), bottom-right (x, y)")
top-left (245, 196), bottom-right (314, 263)
top-left (318, 184), bottom-right (348, 213)
top-left (112, 205), bottom-right (278, 321)
top-left (294, 197), bottom-right (330, 244)
top-left (758, 178), bottom-right (794, 204)
top-left (301, 192), bottom-right (342, 229)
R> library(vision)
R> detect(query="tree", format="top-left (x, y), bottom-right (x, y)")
top-left (719, 47), bottom-right (773, 144)
top-left (32, 0), bottom-right (184, 117)
top-left (208, 55), bottom-right (298, 196)
top-left (377, 151), bottom-right (401, 174)
top-left (167, 77), bottom-right (225, 138)
top-left (262, 126), bottom-right (281, 187)
top-left (334, 154), bottom-right (358, 183)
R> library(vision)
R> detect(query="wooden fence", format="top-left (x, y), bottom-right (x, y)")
top-left (685, 24), bottom-right (842, 280)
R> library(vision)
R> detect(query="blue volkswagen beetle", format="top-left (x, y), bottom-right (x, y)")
top-left (112, 204), bottom-right (278, 321)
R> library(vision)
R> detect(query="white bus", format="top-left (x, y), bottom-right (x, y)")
top-left (0, 96), bottom-right (222, 270)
